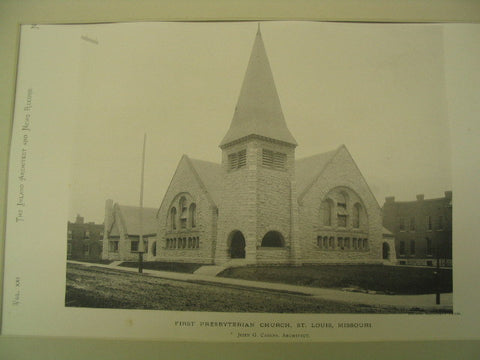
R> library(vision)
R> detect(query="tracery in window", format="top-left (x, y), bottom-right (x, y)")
top-left (168, 194), bottom-right (197, 232)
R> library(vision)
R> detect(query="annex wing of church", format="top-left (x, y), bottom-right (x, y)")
top-left (146, 29), bottom-right (394, 266)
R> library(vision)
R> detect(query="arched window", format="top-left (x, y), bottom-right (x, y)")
top-left (189, 203), bottom-right (196, 228)
top-left (337, 193), bottom-right (348, 227)
top-left (170, 207), bottom-right (177, 230)
top-left (261, 231), bottom-right (285, 247)
top-left (179, 197), bottom-right (187, 229)
top-left (337, 237), bottom-right (343, 249)
top-left (353, 203), bottom-right (361, 228)
top-left (321, 199), bottom-right (332, 226)
top-left (337, 193), bottom-right (347, 208)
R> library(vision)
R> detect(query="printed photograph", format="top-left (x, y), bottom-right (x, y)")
top-left (64, 21), bottom-right (452, 314)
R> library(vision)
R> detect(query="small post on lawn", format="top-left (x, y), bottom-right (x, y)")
top-left (138, 133), bottom-right (147, 274)
top-left (435, 237), bottom-right (440, 305)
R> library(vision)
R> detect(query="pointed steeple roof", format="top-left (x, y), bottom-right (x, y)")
top-left (220, 26), bottom-right (297, 148)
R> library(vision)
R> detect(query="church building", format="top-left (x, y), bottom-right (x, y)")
top-left (134, 28), bottom-right (395, 266)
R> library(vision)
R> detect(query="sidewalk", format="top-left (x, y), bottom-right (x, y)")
top-left (67, 260), bottom-right (453, 310)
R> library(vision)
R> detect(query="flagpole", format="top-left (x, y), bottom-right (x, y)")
top-left (138, 133), bottom-right (146, 273)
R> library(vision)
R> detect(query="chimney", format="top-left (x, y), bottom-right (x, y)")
top-left (103, 199), bottom-right (114, 240)
top-left (444, 191), bottom-right (452, 199)
top-left (76, 214), bottom-right (84, 224)
top-left (416, 194), bottom-right (424, 201)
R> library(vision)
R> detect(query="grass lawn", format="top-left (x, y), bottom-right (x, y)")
top-left (218, 265), bottom-right (452, 295)
top-left (118, 261), bottom-right (204, 273)
top-left (65, 263), bottom-right (448, 313)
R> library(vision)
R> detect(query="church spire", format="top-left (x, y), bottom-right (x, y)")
top-left (220, 25), bottom-right (297, 148)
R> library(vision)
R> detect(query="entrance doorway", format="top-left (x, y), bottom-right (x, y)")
top-left (382, 242), bottom-right (390, 260)
top-left (229, 231), bottom-right (246, 259)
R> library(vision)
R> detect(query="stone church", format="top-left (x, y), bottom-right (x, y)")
top-left (104, 27), bottom-right (395, 266)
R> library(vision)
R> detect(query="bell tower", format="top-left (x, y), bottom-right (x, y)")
top-left (215, 26), bottom-right (301, 265)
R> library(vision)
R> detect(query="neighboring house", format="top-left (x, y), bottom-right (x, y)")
top-left (102, 201), bottom-right (158, 261)
top-left (67, 215), bottom-right (104, 261)
top-left (147, 28), bottom-right (395, 266)
top-left (382, 192), bottom-right (452, 267)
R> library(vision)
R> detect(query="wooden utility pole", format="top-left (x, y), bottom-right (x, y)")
top-left (138, 133), bottom-right (146, 273)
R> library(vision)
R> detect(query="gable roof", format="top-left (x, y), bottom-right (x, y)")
top-left (188, 157), bottom-right (223, 206)
top-left (220, 27), bottom-right (297, 148)
top-left (296, 145), bottom-right (381, 209)
top-left (382, 227), bottom-right (394, 236)
top-left (110, 204), bottom-right (158, 237)
top-left (295, 147), bottom-right (340, 198)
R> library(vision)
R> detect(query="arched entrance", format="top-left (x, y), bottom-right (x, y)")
top-left (382, 242), bottom-right (390, 260)
top-left (229, 231), bottom-right (246, 259)
top-left (261, 231), bottom-right (284, 247)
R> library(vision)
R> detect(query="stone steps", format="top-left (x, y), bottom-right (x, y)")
top-left (193, 265), bottom-right (227, 276)
top-left (108, 261), bottom-right (124, 267)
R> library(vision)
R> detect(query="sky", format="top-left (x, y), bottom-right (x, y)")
top-left (67, 21), bottom-right (451, 223)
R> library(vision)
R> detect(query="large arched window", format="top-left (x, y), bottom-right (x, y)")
top-left (189, 203), bottom-right (196, 228)
top-left (168, 194), bottom-right (197, 231)
top-left (321, 199), bottom-right (333, 226)
top-left (170, 207), bottom-right (177, 230)
top-left (261, 231), bottom-right (285, 247)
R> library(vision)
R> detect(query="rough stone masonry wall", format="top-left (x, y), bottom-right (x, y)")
top-left (215, 140), bottom-right (258, 265)
top-left (255, 139), bottom-right (296, 264)
top-left (298, 147), bottom-right (383, 264)
top-left (155, 157), bottom-right (217, 264)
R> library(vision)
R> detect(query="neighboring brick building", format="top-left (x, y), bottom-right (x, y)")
top-left (102, 201), bottom-right (158, 261)
top-left (67, 215), bottom-right (104, 261)
top-left (147, 27), bottom-right (394, 266)
top-left (382, 192), bottom-right (452, 267)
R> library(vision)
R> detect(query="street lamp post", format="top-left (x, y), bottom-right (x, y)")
top-left (435, 237), bottom-right (440, 305)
